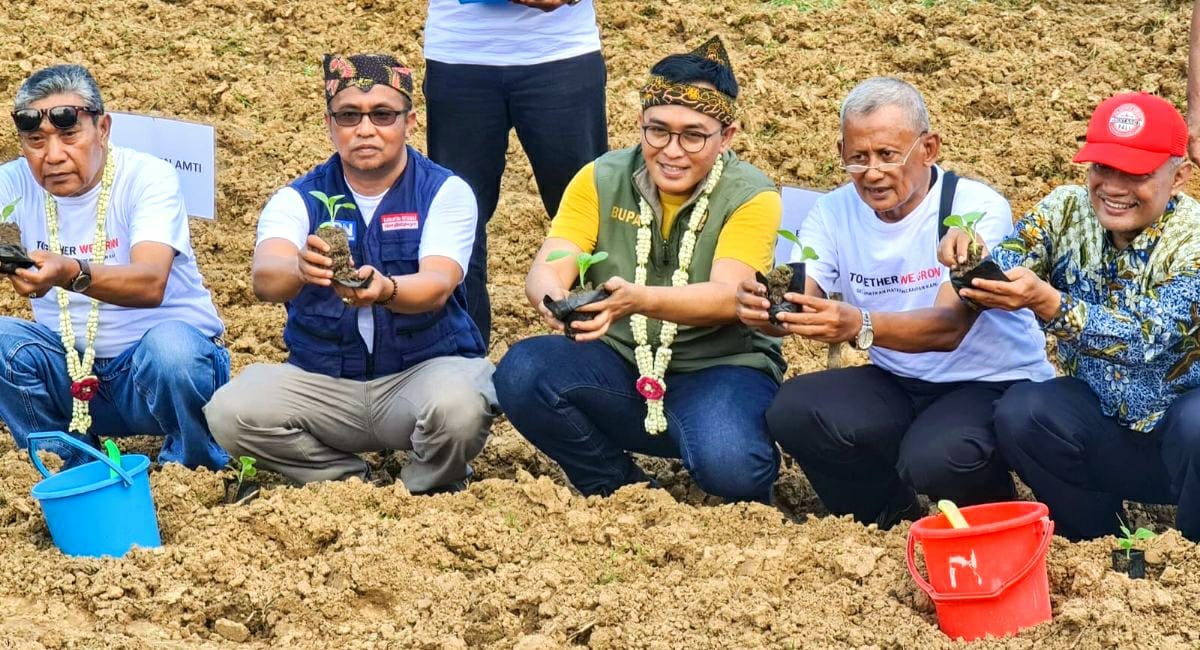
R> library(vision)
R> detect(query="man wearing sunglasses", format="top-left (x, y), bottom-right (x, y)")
top-left (494, 37), bottom-right (786, 504)
top-left (205, 54), bottom-right (498, 494)
top-left (737, 77), bottom-right (1053, 529)
top-left (0, 64), bottom-right (229, 470)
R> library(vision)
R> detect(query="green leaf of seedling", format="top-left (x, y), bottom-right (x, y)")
top-left (777, 229), bottom-right (802, 247)
top-left (942, 215), bottom-right (964, 230)
top-left (1117, 537), bottom-right (1133, 551)
top-left (308, 190), bottom-right (331, 205)
top-left (589, 251), bottom-right (609, 264)
top-left (960, 211), bottom-right (985, 227)
top-left (576, 253), bottom-right (593, 267)
top-left (1133, 528), bottom-right (1156, 541)
top-left (239, 455), bottom-right (258, 481)
top-left (800, 246), bottom-right (819, 262)
top-left (1119, 524), bottom-right (1132, 538)
top-left (0, 197), bottom-right (19, 222)
top-left (545, 250), bottom-right (574, 263)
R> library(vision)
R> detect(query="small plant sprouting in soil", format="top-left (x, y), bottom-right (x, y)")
top-left (308, 191), bottom-right (355, 229)
top-left (546, 250), bottom-right (609, 288)
top-left (1116, 517), bottom-right (1155, 559)
top-left (237, 455), bottom-right (258, 493)
top-left (942, 211), bottom-right (986, 266)
top-left (777, 229), bottom-right (818, 263)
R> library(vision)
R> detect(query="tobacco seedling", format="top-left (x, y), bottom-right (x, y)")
top-left (942, 211), bottom-right (986, 257)
top-left (778, 229), bottom-right (818, 262)
top-left (0, 197), bottom-right (19, 223)
top-left (546, 250), bottom-right (610, 284)
top-left (308, 191), bottom-right (356, 229)
top-left (237, 455), bottom-right (258, 492)
top-left (1116, 517), bottom-right (1155, 559)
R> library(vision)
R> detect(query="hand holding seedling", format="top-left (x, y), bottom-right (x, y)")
top-left (735, 278), bottom-right (790, 337)
top-left (937, 214), bottom-right (988, 270)
top-left (298, 234), bottom-right (340, 286)
top-left (332, 265), bottom-right (392, 307)
top-left (537, 285), bottom-right (568, 332)
top-left (957, 266), bottom-right (1062, 319)
top-left (774, 294), bottom-right (862, 343)
top-left (571, 276), bottom-right (643, 342)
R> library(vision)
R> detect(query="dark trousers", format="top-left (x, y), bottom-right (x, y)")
top-left (766, 365), bottom-right (1018, 524)
top-left (424, 52), bottom-right (608, 350)
top-left (494, 336), bottom-right (780, 503)
top-left (995, 377), bottom-right (1200, 541)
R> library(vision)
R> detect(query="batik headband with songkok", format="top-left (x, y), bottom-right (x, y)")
top-left (639, 36), bottom-right (737, 125)
top-left (323, 54), bottom-right (413, 105)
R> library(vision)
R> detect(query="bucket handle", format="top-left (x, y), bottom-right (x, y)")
top-left (906, 516), bottom-right (1055, 603)
top-left (27, 431), bottom-right (135, 487)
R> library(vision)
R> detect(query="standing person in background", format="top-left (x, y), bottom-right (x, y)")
top-left (423, 0), bottom-right (608, 349)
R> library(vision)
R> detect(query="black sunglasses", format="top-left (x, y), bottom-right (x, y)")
top-left (328, 109), bottom-right (409, 128)
top-left (11, 105), bottom-right (99, 133)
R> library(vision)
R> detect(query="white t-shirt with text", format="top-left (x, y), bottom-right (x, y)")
top-left (793, 167), bottom-right (1054, 383)
top-left (424, 0), bottom-right (601, 66)
top-left (0, 146), bottom-right (223, 358)
top-left (256, 174), bottom-right (477, 353)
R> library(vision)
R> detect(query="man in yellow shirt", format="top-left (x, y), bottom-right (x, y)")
top-left (493, 37), bottom-right (785, 503)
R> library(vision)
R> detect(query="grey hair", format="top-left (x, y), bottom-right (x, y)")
top-left (839, 77), bottom-right (930, 134)
top-left (14, 64), bottom-right (105, 114)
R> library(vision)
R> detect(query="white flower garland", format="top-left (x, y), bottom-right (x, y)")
top-left (45, 152), bottom-right (115, 433)
top-left (632, 156), bottom-right (724, 435)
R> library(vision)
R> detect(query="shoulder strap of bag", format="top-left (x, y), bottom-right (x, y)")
top-left (937, 169), bottom-right (959, 242)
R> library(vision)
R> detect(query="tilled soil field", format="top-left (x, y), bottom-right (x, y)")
top-left (1, 0), bottom-right (1199, 647)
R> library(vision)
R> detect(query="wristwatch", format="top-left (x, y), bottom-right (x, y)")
top-left (853, 308), bottom-right (874, 350)
top-left (68, 259), bottom-right (92, 292)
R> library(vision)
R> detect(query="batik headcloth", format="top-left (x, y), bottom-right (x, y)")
top-left (640, 36), bottom-right (737, 125)
top-left (323, 54), bottom-right (413, 105)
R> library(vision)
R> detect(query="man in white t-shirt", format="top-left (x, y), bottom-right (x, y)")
top-left (423, 0), bottom-right (608, 349)
top-left (737, 77), bottom-right (1054, 529)
top-left (0, 64), bottom-right (229, 470)
top-left (204, 54), bottom-right (498, 493)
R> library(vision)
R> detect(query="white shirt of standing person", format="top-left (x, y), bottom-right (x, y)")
top-left (794, 166), bottom-right (1055, 384)
top-left (0, 145), bottom-right (224, 359)
top-left (423, 0), bottom-right (601, 66)
top-left (256, 176), bottom-right (477, 353)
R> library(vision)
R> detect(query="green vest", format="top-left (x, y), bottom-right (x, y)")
top-left (585, 146), bottom-right (785, 383)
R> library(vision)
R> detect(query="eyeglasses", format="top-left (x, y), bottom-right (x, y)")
top-left (841, 132), bottom-right (927, 175)
top-left (641, 125), bottom-right (723, 154)
top-left (328, 109), bottom-right (409, 128)
top-left (11, 106), bottom-right (99, 133)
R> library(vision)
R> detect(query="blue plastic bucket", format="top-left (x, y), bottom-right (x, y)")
top-left (28, 431), bottom-right (161, 558)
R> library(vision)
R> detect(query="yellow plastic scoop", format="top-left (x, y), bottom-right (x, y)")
top-left (937, 499), bottom-right (969, 529)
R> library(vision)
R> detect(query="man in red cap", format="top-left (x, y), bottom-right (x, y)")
top-left (939, 92), bottom-right (1200, 541)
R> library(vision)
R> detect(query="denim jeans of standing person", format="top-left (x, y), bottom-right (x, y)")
top-left (494, 336), bottom-right (780, 503)
top-left (0, 317), bottom-right (230, 470)
top-left (995, 377), bottom-right (1200, 541)
top-left (424, 52), bottom-right (608, 349)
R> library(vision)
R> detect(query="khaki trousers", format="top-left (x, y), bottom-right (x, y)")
top-left (204, 356), bottom-right (498, 491)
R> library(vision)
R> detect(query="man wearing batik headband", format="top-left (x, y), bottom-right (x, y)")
top-left (205, 54), bottom-right (498, 494)
top-left (0, 63), bottom-right (229, 470)
top-left (494, 37), bottom-right (786, 503)
top-left (939, 93), bottom-right (1200, 541)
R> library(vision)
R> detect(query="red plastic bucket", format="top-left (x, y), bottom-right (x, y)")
top-left (906, 501), bottom-right (1054, 641)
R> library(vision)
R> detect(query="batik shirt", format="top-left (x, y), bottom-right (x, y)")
top-left (992, 186), bottom-right (1200, 432)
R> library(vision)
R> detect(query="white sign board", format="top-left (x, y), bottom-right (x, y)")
top-left (775, 186), bottom-right (824, 263)
top-left (108, 112), bottom-right (216, 219)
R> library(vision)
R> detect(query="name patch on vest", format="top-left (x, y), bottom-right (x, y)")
top-left (381, 212), bottom-right (420, 231)
top-left (610, 206), bottom-right (640, 226)
top-left (333, 220), bottom-right (357, 241)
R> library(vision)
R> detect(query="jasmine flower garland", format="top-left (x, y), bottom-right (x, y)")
top-left (631, 155), bottom-right (724, 435)
top-left (45, 151), bottom-right (115, 433)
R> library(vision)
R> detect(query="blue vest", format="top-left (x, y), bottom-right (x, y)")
top-left (284, 147), bottom-right (484, 380)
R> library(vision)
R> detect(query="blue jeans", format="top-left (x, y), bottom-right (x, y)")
top-left (424, 52), bottom-right (608, 350)
top-left (494, 336), bottom-right (780, 502)
top-left (995, 377), bottom-right (1200, 541)
top-left (0, 317), bottom-right (230, 470)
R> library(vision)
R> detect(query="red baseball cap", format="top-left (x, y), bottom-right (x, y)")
top-left (1072, 92), bottom-right (1187, 175)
